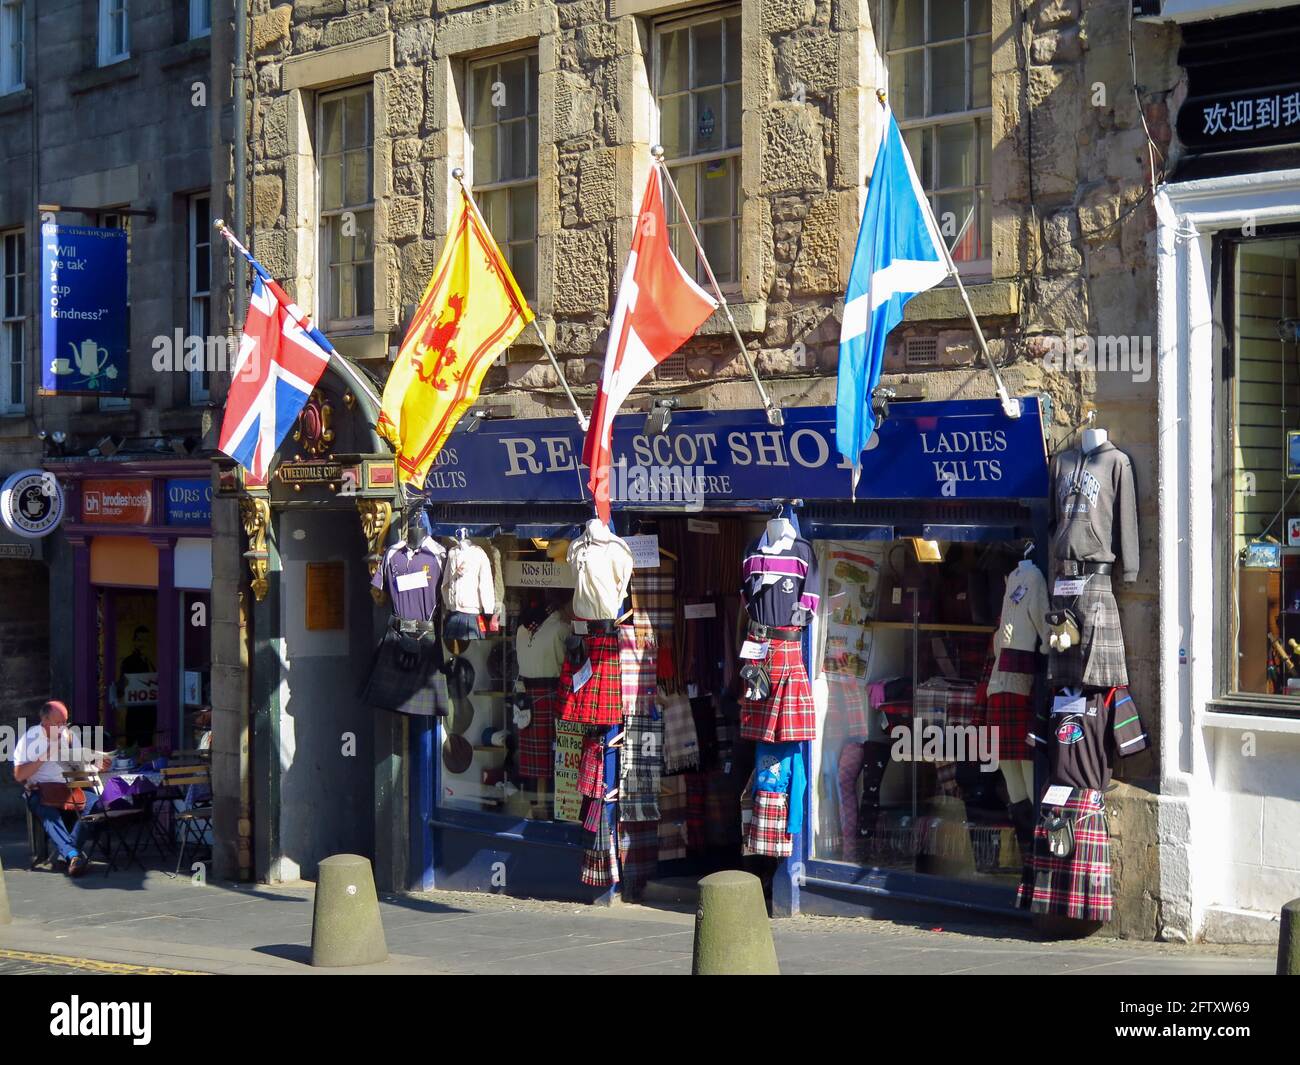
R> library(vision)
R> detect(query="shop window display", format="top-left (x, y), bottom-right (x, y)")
top-left (810, 537), bottom-right (1036, 884)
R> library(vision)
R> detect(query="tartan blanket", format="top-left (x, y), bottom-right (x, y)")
top-left (630, 561), bottom-right (674, 638)
top-left (619, 711), bottom-right (663, 822)
top-left (619, 628), bottom-right (657, 717)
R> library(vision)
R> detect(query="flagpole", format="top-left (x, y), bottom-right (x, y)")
top-left (449, 170), bottom-right (590, 433)
top-left (651, 146), bottom-right (784, 427)
top-left (873, 92), bottom-right (1020, 420)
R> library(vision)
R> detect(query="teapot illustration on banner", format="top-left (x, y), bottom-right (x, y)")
top-left (49, 339), bottom-right (119, 390)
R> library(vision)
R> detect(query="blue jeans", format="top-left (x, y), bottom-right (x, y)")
top-left (24, 788), bottom-right (101, 861)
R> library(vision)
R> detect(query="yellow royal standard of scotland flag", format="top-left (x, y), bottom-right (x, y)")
top-left (378, 186), bottom-right (532, 487)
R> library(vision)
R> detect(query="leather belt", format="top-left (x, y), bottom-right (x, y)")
top-left (747, 623), bottom-right (801, 643)
top-left (573, 618), bottom-right (619, 635)
top-left (1058, 560), bottom-right (1112, 577)
top-left (390, 617), bottom-right (437, 634)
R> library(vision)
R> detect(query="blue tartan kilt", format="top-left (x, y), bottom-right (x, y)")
top-left (362, 628), bottom-right (448, 717)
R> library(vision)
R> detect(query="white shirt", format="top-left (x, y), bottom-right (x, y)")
top-left (567, 525), bottom-right (634, 620)
top-left (515, 611), bottom-right (571, 679)
top-left (441, 541), bottom-right (496, 615)
top-left (988, 561), bottom-right (1051, 696)
top-left (13, 724), bottom-right (70, 786)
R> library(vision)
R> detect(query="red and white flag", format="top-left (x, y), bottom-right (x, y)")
top-left (582, 169), bottom-right (717, 522)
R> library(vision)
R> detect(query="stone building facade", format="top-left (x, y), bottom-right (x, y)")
top-left (221, 0), bottom-right (1190, 936)
top-left (0, 0), bottom-right (229, 822)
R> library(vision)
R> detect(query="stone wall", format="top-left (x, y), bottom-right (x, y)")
top-left (0, 559), bottom-right (50, 825)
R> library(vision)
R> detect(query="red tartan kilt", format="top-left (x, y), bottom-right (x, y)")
top-left (577, 733), bottom-right (605, 798)
top-left (518, 679), bottom-right (558, 779)
top-left (743, 790), bottom-right (792, 857)
top-left (1017, 789), bottom-right (1112, 921)
top-left (559, 631), bottom-right (623, 726)
top-left (986, 690), bottom-right (1035, 763)
top-left (739, 637), bottom-right (815, 743)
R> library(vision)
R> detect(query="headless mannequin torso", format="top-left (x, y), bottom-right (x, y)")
top-left (1080, 427), bottom-right (1108, 453)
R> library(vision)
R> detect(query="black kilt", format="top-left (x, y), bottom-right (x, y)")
top-left (362, 628), bottom-right (449, 717)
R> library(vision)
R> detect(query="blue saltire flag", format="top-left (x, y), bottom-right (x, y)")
top-left (836, 105), bottom-right (949, 488)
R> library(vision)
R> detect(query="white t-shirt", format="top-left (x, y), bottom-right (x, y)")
top-left (13, 724), bottom-right (69, 786)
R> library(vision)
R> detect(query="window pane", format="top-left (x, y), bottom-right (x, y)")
top-left (481, 189), bottom-right (507, 243)
top-left (902, 125), bottom-right (932, 189)
top-left (978, 116), bottom-right (989, 184)
top-left (473, 123), bottom-right (498, 185)
top-left (889, 0), bottom-right (924, 49)
top-left (355, 262), bottom-right (373, 317)
top-left (694, 87), bottom-right (723, 154)
top-left (344, 148), bottom-right (370, 205)
top-left (471, 64), bottom-right (496, 128)
top-left (344, 93), bottom-right (368, 149)
top-left (500, 56), bottom-right (529, 119)
top-left (510, 241), bottom-right (535, 301)
top-left (353, 208), bottom-right (373, 258)
top-left (978, 188), bottom-right (991, 261)
top-left (936, 121), bottom-right (974, 189)
top-left (936, 190), bottom-right (976, 260)
top-left (701, 221), bottom-right (733, 284)
top-left (692, 20), bottom-right (723, 88)
top-left (660, 93), bottom-right (689, 158)
top-left (725, 83), bottom-right (741, 150)
top-left (970, 36), bottom-right (991, 110)
top-left (10, 323), bottom-right (22, 402)
top-left (321, 99), bottom-right (342, 155)
top-left (195, 245), bottom-right (210, 293)
top-left (725, 15), bottom-right (741, 83)
top-left (929, 41), bottom-right (966, 114)
top-left (659, 27), bottom-right (688, 95)
top-left (666, 163), bottom-right (695, 229)
top-left (506, 117), bottom-right (530, 180)
top-left (510, 186), bottom-right (536, 243)
top-left (929, 0), bottom-right (965, 41)
top-left (700, 157), bottom-right (733, 220)
top-left (890, 50), bottom-right (924, 120)
top-left (321, 157), bottom-right (342, 212)
top-left (970, 0), bottom-right (991, 33)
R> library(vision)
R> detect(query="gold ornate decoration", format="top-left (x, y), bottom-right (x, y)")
top-left (239, 496), bottom-right (272, 602)
top-left (292, 389), bottom-right (336, 457)
top-left (357, 497), bottom-right (393, 590)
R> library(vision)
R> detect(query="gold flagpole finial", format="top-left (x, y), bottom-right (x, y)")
top-left (876, 88), bottom-right (887, 104)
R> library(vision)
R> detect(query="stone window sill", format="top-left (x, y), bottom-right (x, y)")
top-left (70, 58), bottom-right (142, 96)
top-left (1204, 708), bottom-right (1300, 734)
top-left (902, 279), bottom-right (1018, 322)
top-left (159, 37), bottom-right (212, 72)
top-left (699, 301), bottom-right (765, 336)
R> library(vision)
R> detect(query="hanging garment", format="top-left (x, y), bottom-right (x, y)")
top-left (515, 610), bottom-right (570, 679)
top-left (441, 540), bottom-right (496, 615)
top-left (558, 627), bottom-right (624, 726)
top-left (619, 710), bottom-right (664, 822)
top-left (630, 556), bottom-right (675, 638)
top-left (1048, 573), bottom-right (1128, 688)
top-left (1027, 685), bottom-right (1148, 792)
top-left (617, 820), bottom-right (658, 897)
top-left (577, 731), bottom-right (606, 798)
top-left (751, 742), bottom-right (806, 835)
top-left (738, 627), bottom-right (816, 743)
top-left (619, 627), bottom-right (657, 716)
top-left (579, 801), bottom-right (619, 888)
top-left (741, 529), bottom-right (820, 629)
top-left (372, 537), bottom-right (446, 621)
top-left (363, 537), bottom-right (450, 716)
top-left (1017, 788), bottom-right (1113, 921)
top-left (741, 778), bottom-right (793, 858)
top-left (568, 524), bottom-right (634, 620)
top-left (517, 678), bottom-right (559, 779)
top-left (1051, 443), bottom-right (1140, 581)
top-left (660, 689), bottom-right (699, 773)
top-left (988, 560), bottom-right (1050, 697)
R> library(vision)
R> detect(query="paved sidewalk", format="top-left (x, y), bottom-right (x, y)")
top-left (0, 835), bottom-right (1273, 975)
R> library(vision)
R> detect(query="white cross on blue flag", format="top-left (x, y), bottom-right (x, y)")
top-left (836, 104), bottom-right (949, 486)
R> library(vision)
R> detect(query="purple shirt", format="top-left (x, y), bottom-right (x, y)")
top-left (373, 537), bottom-right (446, 622)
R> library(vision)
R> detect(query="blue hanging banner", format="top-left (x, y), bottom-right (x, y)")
top-left (40, 223), bottom-right (129, 395)
top-left (411, 396), bottom-right (1049, 506)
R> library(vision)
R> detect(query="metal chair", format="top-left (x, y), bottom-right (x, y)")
top-left (66, 768), bottom-right (148, 875)
top-left (161, 763), bottom-right (213, 876)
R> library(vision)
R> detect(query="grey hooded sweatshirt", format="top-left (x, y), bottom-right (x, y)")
top-left (1051, 441), bottom-right (1140, 582)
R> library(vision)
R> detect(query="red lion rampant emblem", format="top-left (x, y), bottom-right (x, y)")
top-left (411, 293), bottom-right (466, 391)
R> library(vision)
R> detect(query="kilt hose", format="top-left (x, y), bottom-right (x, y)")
top-left (559, 631), bottom-right (624, 726)
top-left (1018, 788), bottom-right (1113, 921)
top-left (518, 678), bottom-right (559, 779)
top-left (1048, 574), bottom-right (1129, 688)
top-left (742, 789), bottom-right (792, 858)
top-left (361, 628), bottom-right (448, 717)
top-left (986, 690), bottom-right (1035, 764)
top-left (739, 634), bottom-right (816, 743)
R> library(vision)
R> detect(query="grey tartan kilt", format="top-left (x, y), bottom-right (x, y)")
top-left (1048, 573), bottom-right (1128, 688)
top-left (362, 628), bottom-right (449, 717)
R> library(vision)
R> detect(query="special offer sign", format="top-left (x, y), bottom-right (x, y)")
top-left (81, 479), bottom-right (152, 524)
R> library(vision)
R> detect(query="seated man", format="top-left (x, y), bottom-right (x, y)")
top-left (13, 701), bottom-right (106, 877)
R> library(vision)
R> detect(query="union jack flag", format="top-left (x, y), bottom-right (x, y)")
top-left (217, 266), bottom-right (333, 482)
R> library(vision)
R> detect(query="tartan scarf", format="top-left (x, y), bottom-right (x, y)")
top-left (660, 689), bottom-right (699, 773)
top-left (619, 711), bottom-right (664, 822)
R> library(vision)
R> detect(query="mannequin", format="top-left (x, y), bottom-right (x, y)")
top-left (1080, 426), bottom-right (1108, 453)
top-left (442, 530), bottom-right (496, 643)
top-left (515, 591), bottom-right (571, 781)
top-left (765, 514), bottom-right (796, 551)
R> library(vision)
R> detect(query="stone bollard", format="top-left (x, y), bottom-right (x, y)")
top-left (1278, 898), bottom-right (1300, 975)
top-left (0, 852), bottom-right (10, 925)
top-left (310, 854), bottom-right (387, 967)
top-left (691, 870), bottom-right (779, 975)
